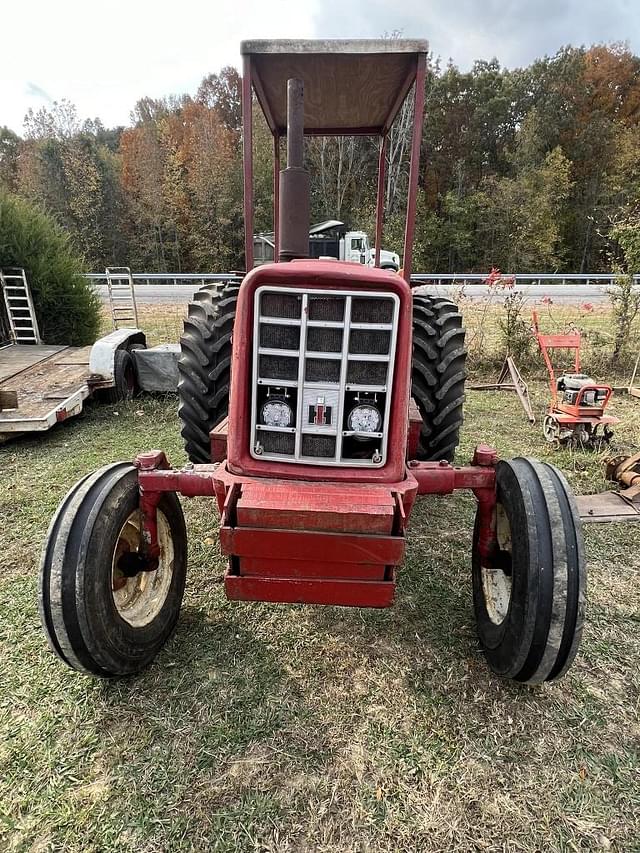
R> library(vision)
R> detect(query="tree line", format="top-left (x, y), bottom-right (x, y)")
top-left (2, 43), bottom-right (640, 274)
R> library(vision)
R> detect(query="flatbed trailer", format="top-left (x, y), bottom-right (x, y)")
top-left (0, 344), bottom-right (94, 434)
top-left (0, 328), bottom-right (146, 438)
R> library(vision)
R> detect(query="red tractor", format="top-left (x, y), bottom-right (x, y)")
top-left (39, 40), bottom-right (585, 684)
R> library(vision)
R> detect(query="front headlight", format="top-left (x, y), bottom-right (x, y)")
top-left (261, 399), bottom-right (293, 427)
top-left (348, 403), bottom-right (382, 433)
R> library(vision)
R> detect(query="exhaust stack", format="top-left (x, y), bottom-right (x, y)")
top-left (278, 78), bottom-right (310, 261)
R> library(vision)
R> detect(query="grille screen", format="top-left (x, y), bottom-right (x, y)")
top-left (349, 329), bottom-right (391, 355)
top-left (307, 326), bottom-right (343, 352)
top-left (260, 430), bottom-right (295, 455)
top-left (259, 354), bottom-right (298, 381)
top-left (260, 323), bottom-right (300, 349)
top-left (251, 286), bottom-right (399, 467)
top-left (305, 358), bottom-right (341, 383)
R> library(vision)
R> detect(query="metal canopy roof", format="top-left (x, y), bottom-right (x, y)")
top-left (241, 39), bottom-right (429, 136)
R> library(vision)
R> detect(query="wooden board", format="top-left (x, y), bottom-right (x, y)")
top-left (0, 344), bottom-right (66, 383)
top-left (0, 344), bottom-right (93, 427)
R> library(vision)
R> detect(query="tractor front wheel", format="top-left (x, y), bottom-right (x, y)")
top-left (472, 458), bottom-right (586, 684)
top-left (39, 463), bottom-right (187, 677)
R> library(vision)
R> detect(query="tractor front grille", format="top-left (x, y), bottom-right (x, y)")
top-left (251, 285), bottom-right (399, 467)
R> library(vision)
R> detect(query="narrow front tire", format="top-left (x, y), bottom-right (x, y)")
top-left (39, 463), bottom-right (187, 677)
top-left (472, 458), bottom-right (586, 684)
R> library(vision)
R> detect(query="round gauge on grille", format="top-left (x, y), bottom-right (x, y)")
top-left (348, 404), bottom-right (382, 433)
top-left (261, 399), bottom-right (293, 428)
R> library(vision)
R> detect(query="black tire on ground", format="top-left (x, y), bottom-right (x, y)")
top-left (39, 463), bottom-right (187, 677)
top-left (472, 458), bottom-right (586, 684)
top-left (100, 348), bottom-right (137, 404)
top-left (178, 283), bottom-right (239, 463)
top-left (411, 293), bottom-right (467, 461)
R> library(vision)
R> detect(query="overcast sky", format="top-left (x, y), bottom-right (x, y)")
top-left (3, 0), bottom-right (640, 134)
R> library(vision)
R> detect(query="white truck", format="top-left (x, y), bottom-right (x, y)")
top-left (253, 219), bottom-right (400, 271)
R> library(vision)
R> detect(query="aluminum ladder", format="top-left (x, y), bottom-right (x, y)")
top-left (0, 267), bottom-right (42, 344)
top-left (106, 267), bottom-right (139, 329)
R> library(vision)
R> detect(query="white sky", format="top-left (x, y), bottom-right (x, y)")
top-left (3, 0), bottom-right (640, 134)
top-left (1, 0), bottom-right (316, 132)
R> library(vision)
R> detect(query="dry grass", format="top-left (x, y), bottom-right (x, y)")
top-left (99, 302), bottom-right (187, 348)
top-left (456, 297), bottom-right (638, 380)
top-left (101, 294), bottom-right (640, 382)
top-left (0, 302), bottom-right (639, 852)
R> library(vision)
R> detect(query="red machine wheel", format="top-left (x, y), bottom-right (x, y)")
top-left (472, 458), bottom-right (586, 684)
top-left (39, 463), bottom-right (187, 677)
top-left (542, 414), bottom-right (560, 445)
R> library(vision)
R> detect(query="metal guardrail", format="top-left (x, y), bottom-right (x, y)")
top-left (85, 272), bottom-right (640, 287)
top-left (411, 273), bottom-right (640, 286)
top-left (86, 273), bottom-right (242, 286)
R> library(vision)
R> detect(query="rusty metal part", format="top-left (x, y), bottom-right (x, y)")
top-left (469, 356), bottom-right (535, 424)
top-left (111, 508), bottom-right (175, 626)
top-left (278, 78), bottom-right (310, 261)
top-left (578, 450), bottom-right (640, 523)
top-left (576, 492), bottom-right (640, 523)
top-left (606, 450), bottom-right (640, 504)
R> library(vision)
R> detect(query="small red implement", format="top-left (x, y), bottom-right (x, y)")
top-left (532, 310), bottom-right (619, 447)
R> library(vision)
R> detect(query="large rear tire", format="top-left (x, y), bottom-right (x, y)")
top-left (178, 283), bottom-right (239, 463)
top-left (411, 293), bottom-right (467, 461)
top-left (472, 458), bottom-right (586, 684)
top-left (39, 463), bottom-right (187, 677)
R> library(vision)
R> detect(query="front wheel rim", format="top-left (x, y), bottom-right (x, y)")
top-left (481, 503), bottom-right (513, 626)
top-left (111, 509), bottom-right (174, 627)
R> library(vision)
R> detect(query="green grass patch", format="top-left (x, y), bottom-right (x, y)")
top-left (1, 325), bottom-right (639, 850)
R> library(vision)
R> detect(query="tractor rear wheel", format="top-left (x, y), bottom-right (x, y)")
top-left (411, 293), bottom-right (467, 461)
top-left (178, 282), bottom-right (239, 463)
top-left (39, 463), bottom-right (187, 677)
top-left (472, 458), bottom-right (586, 684)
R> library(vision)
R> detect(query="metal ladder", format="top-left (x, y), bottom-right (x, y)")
top-left (0, 267), bottom-right (42, 344)
top-left (106, 267), bottom-right (139, 329)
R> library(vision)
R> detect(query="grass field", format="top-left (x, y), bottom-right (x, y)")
top-left (1, 303), bottom-right (639, 851)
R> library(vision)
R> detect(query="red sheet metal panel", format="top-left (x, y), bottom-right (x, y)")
top-left (220, 526), bottom-right (405, 564)
top-left (221, 479), bottom-right (404, 605)
top-left (239, 557), bottom-right (385, 579)
top-left (224, 571), bottom-right (396, 607)
top-left (236, 482), bottom-right (395, 533)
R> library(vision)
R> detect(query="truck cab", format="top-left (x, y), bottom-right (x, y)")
top-left (345, 231), bottom-right (399, 270)
top-left (254, 223), bottom-right (400, 271)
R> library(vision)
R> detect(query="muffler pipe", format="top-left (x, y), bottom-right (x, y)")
top-left (278, 78), bottom-right (310, 261)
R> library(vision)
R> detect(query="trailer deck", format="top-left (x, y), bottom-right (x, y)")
top-left (0, 344), bottom-right (94, 434)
